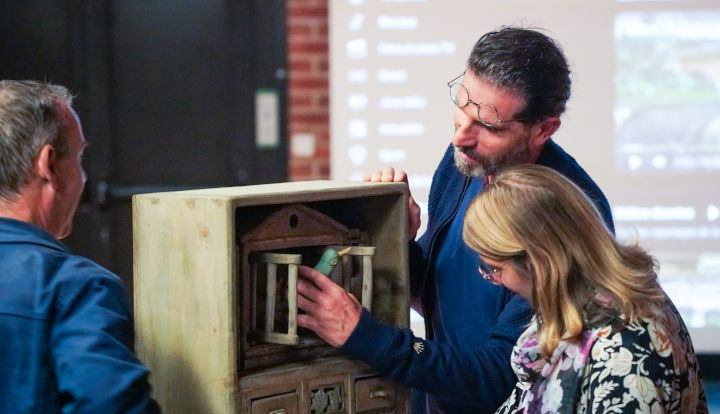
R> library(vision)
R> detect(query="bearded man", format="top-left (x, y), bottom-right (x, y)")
top-left (295, 27), bottom-right (614, 414)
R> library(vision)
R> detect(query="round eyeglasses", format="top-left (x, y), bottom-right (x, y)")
top-left (447, 73), bottom-right (526, 127)
top-left (478, 263), bottom-right (502, 283)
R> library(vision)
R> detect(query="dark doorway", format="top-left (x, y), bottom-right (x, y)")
top-left (0, 0), bottom-right (288, 298)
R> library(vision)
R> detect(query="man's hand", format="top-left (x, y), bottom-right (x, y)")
top-left (296, 265), bottom-right (362, 347)
top-left (365, 166), bottom-right (421, 240)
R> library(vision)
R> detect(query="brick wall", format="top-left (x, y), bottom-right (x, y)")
top-left (287, 0), bottom-right (330, 181)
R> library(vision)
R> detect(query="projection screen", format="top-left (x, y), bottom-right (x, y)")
top-left (329, 0), bottom-right (720, 352)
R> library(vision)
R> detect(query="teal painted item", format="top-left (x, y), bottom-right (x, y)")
top-left (313, 247), bottom-right (351, 276)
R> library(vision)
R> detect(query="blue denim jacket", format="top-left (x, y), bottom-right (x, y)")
top-left (0, 218), bottom-right (159, 413)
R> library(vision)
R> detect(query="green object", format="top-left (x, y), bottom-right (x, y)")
top-left (313, 247), bottom-right (351, 276)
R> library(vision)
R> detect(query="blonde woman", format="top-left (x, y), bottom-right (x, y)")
top-left (463, 164), bottom-right (707, 413)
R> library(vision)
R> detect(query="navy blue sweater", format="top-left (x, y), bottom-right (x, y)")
top-left (342, 141), bottom-right (614, 413)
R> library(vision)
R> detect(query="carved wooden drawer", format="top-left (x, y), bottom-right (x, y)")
top-left (355, 376), bottom-right (395, 413)
top-left (251, 392), bottom-right (298, 414)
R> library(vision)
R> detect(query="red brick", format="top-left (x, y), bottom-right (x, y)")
top-left (288, 25), bottom-right (312, 36)
top-left (289, 78), bottom-right (328, 89)
top-left (316, 135), bottom-right (330, 145)
top-left (290, 79), bottom-right (327, 90)
top-left (290, 158), bottom-right (311, 169)
top-left (317, 58), bottom-right (329, 72)
top-left (288, 54), bottom-right (313, 64)
top-left (288, 0), bottom-right (326, 7)
top-left (289, 124), bottom-right (320, 134)
top-left (290, 95), bottom-right (312, 107)
top-left (289, 60), bottom-right (311, 71)
top-left (291, 110), bottom-right (328, 120)
top-left (289, 121), bottom-right (310, 131)
top-left (287, 7), bottom-right (327, 19)
top-left (291, 113), bottom-right (329, 124)
top-left (295, 123), bottom-right (327, 132)
top-left (291, 68), bottom-right (328, 78)
top-left (288, 89), bottom-right (316, 99)
top-left (291, 103), bottom-right (326, 113)
top-left (314, 146), bottom-right (330, 158)
top-left (287, 32), bottom-right (317, 43)
top-left (287, 0), bottom-right (329, 178)
top-left (288, 42), bottom-right (328, 54)
top-left (318, 163), bottom-right (330, 178)
top-left (315, 98), bottom-right (328, 108)
top-left (314, 129), bottom-right (330, 141)
top-left (287, 17), bottom-right (323, 29)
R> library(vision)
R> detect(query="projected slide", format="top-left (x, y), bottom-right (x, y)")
top-left (331, 0), bottom-right (464, 226)
top-left (614, 11), bottom-right (720, 174)
top-left (330, 0), bottom-right (720, 350)
top-left (613, 10), bottom-right (720, 333)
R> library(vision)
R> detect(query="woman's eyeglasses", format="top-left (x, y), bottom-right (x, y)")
top-left (478, 263), bottom-right (502, 282)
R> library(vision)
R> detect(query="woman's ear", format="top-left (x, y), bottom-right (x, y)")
top-left (510, 253), bottom-right (532, 276)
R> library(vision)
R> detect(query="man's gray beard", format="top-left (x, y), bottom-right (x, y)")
top-left (453, 139), bottom-right (531, 178)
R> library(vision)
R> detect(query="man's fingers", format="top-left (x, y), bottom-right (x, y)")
top-left (407, 196), bottom-right (421, 240)
top-left (296, 314), bottom-right (317, 331)
top-left (366, 169), bottom-right (384, 182)
top-left (298, 265), bottom-right (337, 291)
top-left (297, 275), bottom-right (322, 297)
top-left (296, 291), bottom-right (318, 314)
top-left (365, 166), bottom-right (404, 183)
top-left (393, 169), bottom-right (408, 184)
top-left (295, 265), bottom-right (364, 347)
top-left (380, 166), bottom-right (395, 182)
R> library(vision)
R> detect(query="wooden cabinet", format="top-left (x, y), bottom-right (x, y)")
top-left (133, 181), bottom-right (411, 413)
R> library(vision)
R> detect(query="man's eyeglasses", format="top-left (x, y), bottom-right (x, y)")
top-left (447, 72), bottom-right (527, 128)
top-left (478, 263), bottom-right (502, 283)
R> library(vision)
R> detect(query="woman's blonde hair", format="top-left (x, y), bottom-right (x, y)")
top-left (463, 164), bottom-right (666, 357)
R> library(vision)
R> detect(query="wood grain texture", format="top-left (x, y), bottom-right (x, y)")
top-left (133, 181), bottom-right (410, 413)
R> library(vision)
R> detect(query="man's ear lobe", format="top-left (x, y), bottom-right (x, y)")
top-left (35, 144), bottom-right (58, 186)
top-left (530, 117), bottom-right (561, 148)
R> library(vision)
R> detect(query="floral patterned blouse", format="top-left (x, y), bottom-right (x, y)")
top-left (495, 300), bottom-right (708, 414)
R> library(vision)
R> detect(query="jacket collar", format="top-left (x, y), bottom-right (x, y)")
top-left (0, 217), bottom-right (69, 253)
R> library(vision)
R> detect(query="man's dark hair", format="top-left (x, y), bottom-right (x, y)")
top-left (467, 27), bottom-right (571, 123)
top-left (0, 80), bottom-right (73, 200)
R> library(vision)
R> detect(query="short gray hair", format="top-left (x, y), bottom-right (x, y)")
top-left (0, 80), bottom-right (73, 200)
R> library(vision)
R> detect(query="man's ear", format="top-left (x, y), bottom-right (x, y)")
top-left (529, 117), bottom-right (561, 149)
top-left (35, 144), bottom-right (58, 187)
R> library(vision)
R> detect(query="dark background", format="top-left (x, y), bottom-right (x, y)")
top-left (0, 0), bottom-right (288, 299)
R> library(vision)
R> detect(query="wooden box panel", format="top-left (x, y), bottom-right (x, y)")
top-left (133, 181), bottom-right (410, 413)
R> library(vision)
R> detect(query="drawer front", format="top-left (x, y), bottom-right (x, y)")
top-left (251, 392), bottom-right (298, 414)
top-left (355, 377), bottom-right (395, 412)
